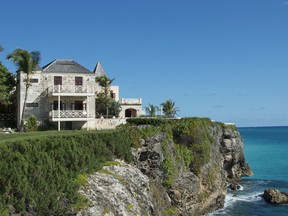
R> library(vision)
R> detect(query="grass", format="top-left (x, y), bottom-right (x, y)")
top-left (0, 129), bottom-right (113, 144)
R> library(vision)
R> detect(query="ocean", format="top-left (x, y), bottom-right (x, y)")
top-left (210, 126), bottom-right (288, 216)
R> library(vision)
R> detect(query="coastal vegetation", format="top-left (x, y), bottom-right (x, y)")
top-left (144, 99), bottom-right (179, 118)
top-left (145, 104), bottom-right (160, 117)
top-left (127, 117), bottom-right (217, 179)
top-left (161, 99), bottom-right (179, 118)
top-left (0, 117), bottom-right (244, 215)
top-left (0, 129), bottom-right (133, 215)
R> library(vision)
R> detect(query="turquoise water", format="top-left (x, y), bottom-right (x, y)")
top-left (211, 126), bottom-right (288, 216)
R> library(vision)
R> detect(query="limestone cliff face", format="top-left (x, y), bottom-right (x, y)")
top-left (78, 122), bottom-right (252, 216)
top-left (220, 127), bottom-right (253, 182)
top-left (77, 163), bottom-right (155, 216)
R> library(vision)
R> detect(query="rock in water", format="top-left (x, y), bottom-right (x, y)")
top-left (263, 188), bottom-right (288, 204)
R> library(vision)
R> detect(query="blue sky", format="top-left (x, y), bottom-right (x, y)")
top-left (1, 0), bottom-right (288, 127)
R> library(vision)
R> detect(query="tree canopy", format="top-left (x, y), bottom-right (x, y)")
top-left (145, 104), bottom-right (159, 117)
top-left (0, 62), bottom-right (15, 105)
top-left (95, 75), bottom-right (114, 95)
top-left (7, 49), bottom-right (41, 131)
top-left (161, 99), bottom-right (179, 118)
top-left (95, 75), bottom-right (119, 118)
top-left (0, 46), bottom-right (16, 105)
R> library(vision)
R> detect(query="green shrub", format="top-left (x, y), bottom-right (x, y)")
top-left (171, 118), bottom-right (214, 175)
top-left (117, 124), bottom-right (142, 149)
top-left (175, 144), bottom-right (191, 169)
top-left (76, 173), bottom-right (88, 187)
top-left (101, 160), bottom-right (121, 167)
top-left (0, 129), bottom-right (133, 215)
top-left (161, 141), bottom-right (177, 187)
top-left (139, 125), bottom-right (160, 139)
top-left (127, 203), bottom-right (133, 212)
top-left (126, 117), bottom-right (168, 126)
top-left (24, 115), bottom-right (38, 132)
top-left (164, 207), bottom-right (179, 215)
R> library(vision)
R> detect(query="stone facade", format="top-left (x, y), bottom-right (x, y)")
top-left (17, 59), bottom-right (142, 130)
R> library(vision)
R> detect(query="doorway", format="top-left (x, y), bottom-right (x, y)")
top-left (125, 108), bottom-right (137, 117)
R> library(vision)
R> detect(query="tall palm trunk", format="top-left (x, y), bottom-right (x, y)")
top-left (105, 87), bottom-right (109, 118)
top-left (20, 84), bottom-right (29, 131)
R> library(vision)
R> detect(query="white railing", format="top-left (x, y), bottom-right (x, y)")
top-left (52, 85), bottom-right (94, 94)
top-left (119, 98), bottom-right (142, 105)
top-left (51, 110), bottom-right (94, 119)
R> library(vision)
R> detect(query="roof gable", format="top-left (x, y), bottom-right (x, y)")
top-left (93, 62), bottom-right (107, 77)
top-left (42, 59), bottom-right (92, 74)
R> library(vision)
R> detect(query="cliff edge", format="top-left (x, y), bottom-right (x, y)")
top-left (78, 118), bottom-right (252, 215)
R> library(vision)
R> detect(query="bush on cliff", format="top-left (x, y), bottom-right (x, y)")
top-left (0, 130), bottom-right (133, 215)
top-left (172, 118), bottom-right (215, 175)
top-left (130, 117), bottom-right (215, 176)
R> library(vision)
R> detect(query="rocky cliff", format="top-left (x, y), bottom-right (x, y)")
top-left (77, 119), bottom-right (252, 216)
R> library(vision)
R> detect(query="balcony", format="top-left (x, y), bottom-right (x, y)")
top-left (119, 98), bottom-right (142, 105)
top-left (50, 110), bottom-right (94, 121)
top-left (51, 85), bottom-right (95, 96)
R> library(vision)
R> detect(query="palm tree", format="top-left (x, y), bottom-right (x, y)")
top-left (161, 99), bottom-right (179, 118)
top-left (95, 75), bottom-right (114, 118)
top-left (145, 104), bottom-right (159, 117)
top-left (7, 49), bottom-right (41, 131)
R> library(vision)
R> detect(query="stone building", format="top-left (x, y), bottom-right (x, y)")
top-left (16, 59), bottom-right (142, 130)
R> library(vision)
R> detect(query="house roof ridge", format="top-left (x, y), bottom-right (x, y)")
top-left (42, 59), bottom-right (57, 70)
top-left (42, 59), bottom-right (92, 74)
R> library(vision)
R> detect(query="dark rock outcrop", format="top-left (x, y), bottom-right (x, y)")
top-left (263, 188), bottom-right (288, 204)
top-left (228, 182), bottom-right (242, 191)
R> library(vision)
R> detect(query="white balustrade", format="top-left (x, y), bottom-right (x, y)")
top-left (120, 98), bottom-right (142, 104)
top-left (52, 85), bottom-right (94, 94)
top-left (51, 110), bottom-right (93, 119)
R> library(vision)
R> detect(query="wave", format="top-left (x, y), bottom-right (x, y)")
top-left (209, 192), bottom-right (263, 215)
top-left (237, 184), bottom-right (244, 191)
top-left (210, 178), bottom-right (288, 215)
top-left (225, 192), bottom-right (263, 204)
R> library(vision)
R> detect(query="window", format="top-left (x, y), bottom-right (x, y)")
top-left (75, 77), bottom-right (83, 86)
top-left (75, 101), bottom-right (83, 110)
top-left (30, 78), bottom-right (39, 83)
top-left (26, 103), bottom-right (38, 107)
top-left (23, 78), bottom-right (38, 83)
top-left (110, 90), bottom-right (116, 99)
top-left (54, 76), bottom-right (62, 85)
top-left (53, 101), bottom-right (63, 110)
